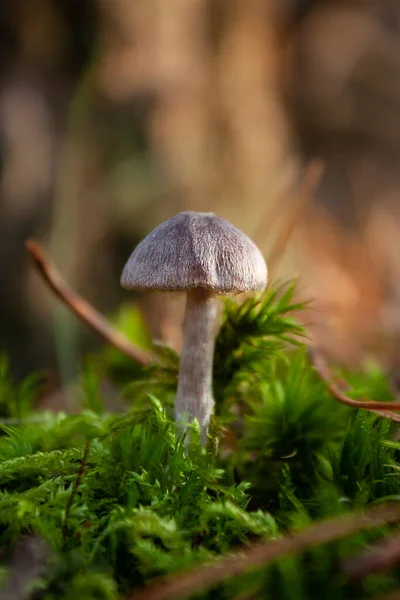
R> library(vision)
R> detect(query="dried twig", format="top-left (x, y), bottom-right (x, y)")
top-left (126, 502), bottom-right (400, 600)
top-left (342, 530), bottom-right (400, 581)
top-left (308, 346), bottom-right (400, 423)
top-left (265, 160), bottom-right (324, 274)
top-left (26, 240), bottom-right (153, 367)
top-left (62, 441), bottom-right (91, 542)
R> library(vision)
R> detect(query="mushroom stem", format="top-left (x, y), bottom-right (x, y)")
top-left (175, 288), bottom-right (217, 440)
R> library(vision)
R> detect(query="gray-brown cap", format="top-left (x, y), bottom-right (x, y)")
top-left (121, 211), bottom-right (267, 294)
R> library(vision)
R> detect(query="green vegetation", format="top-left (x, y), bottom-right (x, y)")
top-left (1, 283), bottom-right (400, 599)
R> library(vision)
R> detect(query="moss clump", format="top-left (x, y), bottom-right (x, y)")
top-left (1, 282), bottom-right (400, 599)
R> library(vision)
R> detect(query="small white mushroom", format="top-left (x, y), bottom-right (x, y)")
top-left (121, 211), bottom-right (267, 440)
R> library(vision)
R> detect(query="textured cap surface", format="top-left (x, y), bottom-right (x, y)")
top-left (121, 211), bottom-right (267, 293)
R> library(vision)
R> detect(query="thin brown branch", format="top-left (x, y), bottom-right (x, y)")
top-left (308, 346), bottom-right (400, 422)
top-left (25, 240), bottom-right (153, 367)
top-left (62, 441), bottom-right (91, 542)
top-left (126, 502), bottom-right (400, 600)
top-left (266, 159), bottom-right (324, 274)
top-left (342, 530), bottom-right (400, 581)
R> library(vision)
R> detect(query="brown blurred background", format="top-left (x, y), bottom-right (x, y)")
top-left (1, 0), bottom-right (400, 382)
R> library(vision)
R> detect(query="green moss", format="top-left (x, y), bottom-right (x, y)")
top-left (1, 282), bottom-right (400, 599)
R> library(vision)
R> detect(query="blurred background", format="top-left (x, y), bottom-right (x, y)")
top-left (1, 0), bottom-right (400, 385)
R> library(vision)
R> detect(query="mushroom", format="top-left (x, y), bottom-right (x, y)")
top-left (121, 211), bottom-right (267, 440)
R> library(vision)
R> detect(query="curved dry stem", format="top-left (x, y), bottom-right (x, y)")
top-left (309, 346), bottom-right (400, 422)
top-left (25, 239), bottom-right (153, 367)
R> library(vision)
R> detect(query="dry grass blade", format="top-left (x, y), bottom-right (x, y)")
top-left (126, 502), bottom-right (400, 600)
top-left (266, 159), bottom-right (324, 274)
top-left (308, 346), bottom-right (400, 422)
top-left (25, 240), bottom-right (153, 367)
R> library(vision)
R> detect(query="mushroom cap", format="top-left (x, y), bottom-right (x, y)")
top-left (121, 211), bottom-right (267, 294)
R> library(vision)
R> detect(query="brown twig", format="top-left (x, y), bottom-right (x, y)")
top-left (266, 159), bottom-right (324, 275)
top-left (62, 441), bottom-right (91, 542)
top-left (308, 346), bottom-right (400, 423)
top-left (342, 530), bottom-right (400, 581)
top-left (126, 502), bottom-right (400, 600)
top-left (25, 240), bottom-right (153, 367)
